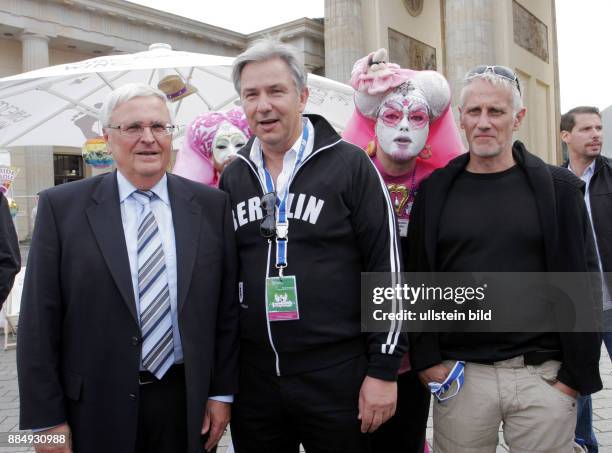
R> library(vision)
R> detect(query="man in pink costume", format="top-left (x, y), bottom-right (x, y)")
top-left (173, 108), bottom-right (251, 187)
top-left (343, 48), bottom-right (464, 453)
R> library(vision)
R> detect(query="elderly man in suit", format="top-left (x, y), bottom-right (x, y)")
top-left (17, 83), bottom-right (239, 453)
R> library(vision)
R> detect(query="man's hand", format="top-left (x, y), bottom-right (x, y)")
top-left (552, 381), bottom-right (578, 399)
top-left (358, 376), bottom-right (397, 433)
top-left (201, 399), bottom-right (231, 452)
top-left (33, 423), bottom-right (72, 453)
top-left (417, 363), bottom-right (450, 388)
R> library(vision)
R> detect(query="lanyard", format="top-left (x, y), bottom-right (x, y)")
top-left (262, 119), bottom-right (309, 276)
top-left (428, 361), bottom-right (465, 402)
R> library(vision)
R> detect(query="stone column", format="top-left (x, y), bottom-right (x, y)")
top-left (324, 0), bottom-right (364, 83)
top-left (12, 32), bottom-right (54, 240)
top-left (20, 32), bottom-right (50, 71)
top-left (444, 0), bottom-right (498, 123)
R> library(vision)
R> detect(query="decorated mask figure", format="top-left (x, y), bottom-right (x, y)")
top-left (343, 49), bottom-right (464, 237)
top-left (375, 82), bottom-right (431, 160)
top-left (342, 50), bottom-right (464, 453)
top-left (173, 108), bottom-right (251, 187)
top-left (211, 121), bottom-right (248, 172)
top-left (344, 49), bottom-right (463, 167)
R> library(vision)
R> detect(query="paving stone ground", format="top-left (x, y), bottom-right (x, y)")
top-left (1, 340), bottom-right (610, 452)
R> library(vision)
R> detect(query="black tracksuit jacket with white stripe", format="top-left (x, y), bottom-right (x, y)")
top-left (219, 114), bottom-right (406, 381)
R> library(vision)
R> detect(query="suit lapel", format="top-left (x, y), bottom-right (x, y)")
top-left (167, 174), bottom-right (201, 314)
top-left (86, 171), bottom-right (138, 323)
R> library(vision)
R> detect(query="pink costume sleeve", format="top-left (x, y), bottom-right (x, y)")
top-left (341, 107), bottom-right (376, 151)
top-left (172, 137), bottom-right (217, 187)
top-left (424, 105), bottom-right (464, 169)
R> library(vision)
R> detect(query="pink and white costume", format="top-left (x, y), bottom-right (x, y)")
top-left (173, 108), bottom-right (251, 187)
top-left (343, 53), bottom-right (464, 233)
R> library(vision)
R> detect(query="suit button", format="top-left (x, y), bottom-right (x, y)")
top-left (128, 393), bottom-right (137, 400)
top-left (131, 336), bottom-right (140, 346)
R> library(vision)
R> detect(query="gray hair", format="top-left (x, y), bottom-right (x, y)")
top-left (231, 39), bottom-right (306, 96)
top-left (460, 71), bottom-right (523, 115)
top-left (100, 82), bottom-right (174, 127)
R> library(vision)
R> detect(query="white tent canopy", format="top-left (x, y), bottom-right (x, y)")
top-left (0, 43), bottom-right (354, 150)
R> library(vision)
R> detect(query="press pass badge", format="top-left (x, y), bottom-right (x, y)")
top-left (266, 276), bottom-right (299, 321)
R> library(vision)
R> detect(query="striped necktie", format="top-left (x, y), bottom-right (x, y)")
top-left (132, 190), bottom-right (174, 379)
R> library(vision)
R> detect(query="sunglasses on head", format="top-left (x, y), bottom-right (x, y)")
top-left (467, 65), bottom-right (521, 96)
top-left (259, 192), bottom-right (277, 238)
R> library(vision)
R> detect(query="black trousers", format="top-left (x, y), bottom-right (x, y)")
top-left (134, 365), bottom-right (190, 453)
top-left (231, 355), bottom-right (371, 453)
top-left (371, 370), bottom-right (431, 453)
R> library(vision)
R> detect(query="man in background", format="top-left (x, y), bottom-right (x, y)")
top-left (562, 106), bottom-right (611, 452)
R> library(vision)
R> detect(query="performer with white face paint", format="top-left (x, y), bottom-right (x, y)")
top-left (211, 121), bottom-right (248, 171)
top-left (173, 108), bottom-right (251, 187)
top-left (375, 85), bottom-right (430, 160)
top-left (345, 49), bottom-right (463, 237)
top-left (343, 49), bottom-right (464, 453)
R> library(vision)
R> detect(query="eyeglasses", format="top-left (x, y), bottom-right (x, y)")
top-left (106, 123), bottom-right (177, 138)
top-left (260, 192), bottom-right (277, 238)
top-left (466, 65), bottom-right (521, 96)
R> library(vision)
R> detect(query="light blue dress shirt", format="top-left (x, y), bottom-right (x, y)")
top-left (116, 171), bottom-right (184, 365)
top-left (117, 171), bottom-right (232, 403)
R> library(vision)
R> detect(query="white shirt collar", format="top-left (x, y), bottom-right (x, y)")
top-left (116, 171), bottom-right (170, 206)
top-left (249, 118), bottom-right (314, 170)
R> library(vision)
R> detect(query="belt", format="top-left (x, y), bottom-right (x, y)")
top-left (472, 351), bottom-right (561, 366)
top-left (523, 350), bottom-right (561, 365)
top-left (138, 370), bottom-right (158, 385)
top-left (138, 364), bottom-right (183, 385)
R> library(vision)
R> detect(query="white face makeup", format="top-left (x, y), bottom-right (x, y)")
top-left (212, 121), bottom-right (247, 170)
top-left (375, 95), bottom-right (430, 161)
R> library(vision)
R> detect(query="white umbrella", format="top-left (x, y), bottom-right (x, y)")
top-left (0, 43), bottom-right (354, 150)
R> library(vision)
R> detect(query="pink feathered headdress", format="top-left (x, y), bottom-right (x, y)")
top-left (343, 53), bottom-right (465, 186)
top-left (173, 108), bottom-right (251, 187)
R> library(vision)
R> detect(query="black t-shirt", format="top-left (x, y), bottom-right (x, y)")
top-left (437, 165), bottom-right (545, 272)
top-left (433, 165), bottom-right (560, 363)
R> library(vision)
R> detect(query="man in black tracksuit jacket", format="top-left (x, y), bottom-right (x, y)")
top-left (223, 40), bottom-right (405, 452)
top-left (220, 112), bottom-right (405, 452)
